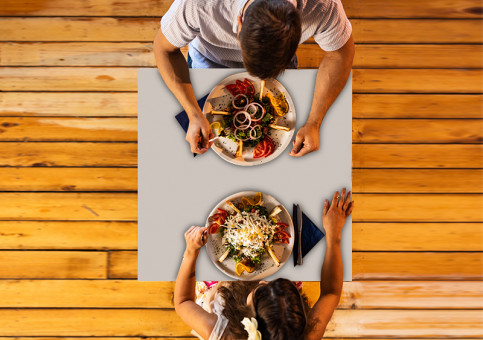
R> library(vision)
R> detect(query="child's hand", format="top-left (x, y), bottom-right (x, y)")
top-left (323, 188), bottom-right (353, 244)
top-left (184, 226), bottom-right (208, 256)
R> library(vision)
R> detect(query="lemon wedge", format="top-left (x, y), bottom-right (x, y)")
top-left (210, 121), bottom-right (223, 134)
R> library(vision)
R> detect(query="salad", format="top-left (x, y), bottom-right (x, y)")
top-left (210, 78), bottom-right (290, 159)
top-left (207, 192), bottom-right (291, 276)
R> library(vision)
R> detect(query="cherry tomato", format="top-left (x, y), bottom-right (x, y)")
top-left (208, 223), bottom-right (220, 234)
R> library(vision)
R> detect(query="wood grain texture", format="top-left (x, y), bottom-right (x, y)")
top-left (0, 117), bottom-right (137, 141)
top-left (0, 221), bottom-right (137, 249)
top-left (353, 144), bottom-right (483, 168)
top-left (353, 169), bottom-right (483, 193)
top-left (353, 94), bottom-right (483, 118)
top-left (0, 0), bottom-right (481, 18)
top-left (353, 252), bottom-right (483, 280)
top-left (299, 44), bottom-right (483, 69)
top-left (0, 193), bottom-right (137, 221)
top-left (108, 250), bottom-right (483, 280)
top-left (0, 251), bottom-right (107, 279)
top-left (3, 68), bottom-right (481, 93)
top-left (0, 168), bottom-right (137, 191)
top-left (3, 43), bottom-right (482, 69)
top-left (1, 18), bottom-right (481, 43)
top-left (0, 92), bottom-right (137, 117)
top-left (0, 67), bottom-right (137, 91)
top-left (0, 309), bottom-right (480, 337)
top-left (108, 251), bottom-right (138, 279)
top-left (352, 194), bottom-right (483, 222)
top-left (0, 280), bottom-right (480, 309)
top-left (0, 142), bottom-right (137, 167)
top-left (353, 119), bottom-right (483, 143)
top-left (353, 69), bottom-right (483, 93)
top-left (353, 223), bottom-right (483, 251)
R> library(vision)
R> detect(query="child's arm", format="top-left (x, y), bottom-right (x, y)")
top-left (174, 226), bottom-right (217, 339)
top-left (305, 189), bottom-right (353, 340)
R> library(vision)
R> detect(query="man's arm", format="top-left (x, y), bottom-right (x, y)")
top-left (304, 189), bottom-right (353, 339)
top-left (153, 29), bottom-right (213, 154)
top-left (174, 226), bottom-right (217, 339)
top-left (290, 35), bottom-right (354, 157)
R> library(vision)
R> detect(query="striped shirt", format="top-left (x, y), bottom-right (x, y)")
top-left (161, 0), bottom-right (352, 68)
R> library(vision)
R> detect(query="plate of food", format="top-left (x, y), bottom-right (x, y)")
top-left (203, 72), bottom-right (296, 166)
top-left (205, 191), bottom-right (294, 280)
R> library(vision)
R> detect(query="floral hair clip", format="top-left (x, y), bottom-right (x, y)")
top-left (241, 317), bottom-right (262, 340)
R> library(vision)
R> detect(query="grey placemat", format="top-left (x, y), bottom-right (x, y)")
top-left (138, 68), bottom-right (352, 281)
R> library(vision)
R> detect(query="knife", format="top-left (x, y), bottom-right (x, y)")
top-left (296, 204), bottom-right (303, 265)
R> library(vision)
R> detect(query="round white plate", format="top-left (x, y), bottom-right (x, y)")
top-left (205, 191), bottom-right (294, 280)
top-left (203, 72), bottom-right (296, 166)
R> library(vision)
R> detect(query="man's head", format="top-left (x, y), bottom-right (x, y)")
top-left (238, 0), bottom-right (301, 79)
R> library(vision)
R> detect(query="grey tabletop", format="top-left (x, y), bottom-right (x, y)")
top-left (138, 68), bottom-right (352, 281)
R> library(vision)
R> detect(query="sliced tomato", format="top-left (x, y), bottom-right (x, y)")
top-left (276, 237), bottom-right (290, 244)
top-left (236, 80), bottom-right (248, 93)
top-left (217, 208), bottom-right (228, 219)
top-left (276, 222), bottom-right (288, 229)
top-left (243, 78), bottom-right (255, 96)
top-left (208, 223), bottom-right (220, 234)
top-left (253, 139), bottom-right (267, 159)
top-left (277, 230), bottom-right (291, 239)
top-left (263, 136), bottom-right (275, 158)
top-left (225, 84), bottom-right (239, 96)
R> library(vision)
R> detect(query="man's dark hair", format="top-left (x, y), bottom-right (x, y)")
top-left (239, 0), bottom-right (301, 79)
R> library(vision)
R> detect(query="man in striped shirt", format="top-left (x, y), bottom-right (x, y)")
top-left (154, 0), bottom-right (354, 157)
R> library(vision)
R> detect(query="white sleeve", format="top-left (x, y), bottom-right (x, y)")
top-left (313, 0), bottom-right (352, 51)
top-left (160, 0), bottom-right (200, 48)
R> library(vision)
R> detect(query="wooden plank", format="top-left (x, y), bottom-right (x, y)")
top-left (352, 19), bottom-right (483, 43)
top-left (353, 169), bottom-right (483, 193)
top-left (353, 252), bottom-right (483, 280)
top-left (108, 251), bottom-right (138, 279)
top-left (353, 119), bottom-right (483, 143)
top-left (109, 250), bottom-right (483, 280)
top-left (0, 18), bottom-right (481, 43)
top-left (0, 67), bottom-right (137, 92)
top-left (3, 43), bottom-right (482, 69)
top-left (353, 223), bottom-right (483, 251)
top-left (0, 251), bottom-right (107, 279)
top-left (353, 94), bottom-right (483, 118)
top-left (0, 309), bottom-right (479, 337)
top-left (0, 117), bottom-right (137, 141)
top-left (0, 142), bottom-right (137, 167)
top-left (0, 168), bottom-right (137, 191)
top-left (353, 69), bottom-right (483, 93)
top-left (0, 221), bottom-right (137, 249)
top-left (0, 0), bottom-right (481, 18)
top-left (2, 68), bottom-right (482, 93)
top-left (298, 44), bottom-right (483, 69)
top-left (0, 42), bottom-right (155, 67)
top-left (0, 280), bottom-right (481, 309)
top-left (0, 193), bottom-right (137, 221)
top-left (0, 18), bottom-right (160, 42)
top-left (0, 92), bottom-right (137, 117)
top-left (353, 144), bottom-right (483, 168)
top-left (352, 194), bottom-right (483, 222)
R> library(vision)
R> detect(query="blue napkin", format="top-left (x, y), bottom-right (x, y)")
top-left (293, 204), bottom-right (325, 266)
top-left (175, 95), bottom-right (209, 157)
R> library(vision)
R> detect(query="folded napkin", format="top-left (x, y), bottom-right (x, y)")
top-left (293, 204), bottom-right (325, 266)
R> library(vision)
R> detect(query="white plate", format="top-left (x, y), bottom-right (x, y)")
top-left (205, 191), bottom-right (294, 280)
top-left (203, 72), bottom-right (296, 166)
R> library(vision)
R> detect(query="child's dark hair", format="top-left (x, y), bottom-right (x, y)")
top-left (218, 279), bottom-right (309, 339)
top-left (253, 278), bottom-right (308, 339)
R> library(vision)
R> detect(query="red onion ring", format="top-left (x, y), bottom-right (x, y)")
top-left (244, 102), bottom-right (265, 122)
top-left (233, 111), bottom-right (251, 130)
top-left (249, 125), bottom-right (262, 140)
top-left (232, 94), bottom-right (248, 109)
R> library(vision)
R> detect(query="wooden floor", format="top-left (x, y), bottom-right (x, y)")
top-left (0, 0), bottom-right (482, 338)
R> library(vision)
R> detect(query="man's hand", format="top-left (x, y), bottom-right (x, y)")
top-left (184, 226), bottom-right (208, 256)
top-left (323, 188), bottom-right (353, 243)
top-left (186, 114), bottom-right (214, 154)
top-left (289, 123), bottom-right (320, 157)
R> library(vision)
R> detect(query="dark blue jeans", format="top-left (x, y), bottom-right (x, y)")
top-left (187, 53), bottom-right (298, 70)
